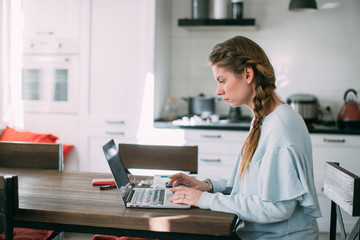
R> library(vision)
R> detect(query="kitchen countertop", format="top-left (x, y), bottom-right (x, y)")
top-left (154, 120), bottom-right (360, 135)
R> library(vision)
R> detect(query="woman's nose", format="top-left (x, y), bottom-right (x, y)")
top-left (216, 84), bottom-right (224, 96)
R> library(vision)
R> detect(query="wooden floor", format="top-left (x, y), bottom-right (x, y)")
top-left (64, 232), bottom-right (337, 240)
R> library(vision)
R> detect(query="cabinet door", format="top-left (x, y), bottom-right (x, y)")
top-left (22, 0), bottom-right (80, 53)
top-left (89, 0), bottom-right (154, 119)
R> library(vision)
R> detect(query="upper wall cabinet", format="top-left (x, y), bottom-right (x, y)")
top-left (22, 0), bottom-right (81, 54)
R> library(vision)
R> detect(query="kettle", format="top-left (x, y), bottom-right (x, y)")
top-left (337, 89), bottom-right (360, 129)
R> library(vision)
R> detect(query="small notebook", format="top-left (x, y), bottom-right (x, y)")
top-left (92, 178), bottom-right (115, 185)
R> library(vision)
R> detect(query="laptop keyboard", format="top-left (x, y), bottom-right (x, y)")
top-left (131, 189), bottom-right (166, 205)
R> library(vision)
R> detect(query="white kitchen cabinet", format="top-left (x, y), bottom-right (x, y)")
top-left (184, 129), bottom-right (248, 179)
top-left (77, 0), bottom-right (156, 172)
top-left (22, 0), bottom-right (81, 53)
top-left (311, 133), bottom-right (360, 233)
top-left (87, 0), bottom-right (154, 118)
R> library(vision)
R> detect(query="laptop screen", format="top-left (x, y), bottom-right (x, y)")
top-left (102, 139), bottom-right (132, 203)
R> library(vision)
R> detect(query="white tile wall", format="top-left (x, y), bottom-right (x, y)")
top-left (161, 0), bottom-right (360, 117)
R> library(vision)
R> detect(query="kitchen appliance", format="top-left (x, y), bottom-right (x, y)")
top-left (22, 37), bottom-right (78, 113)
top-left (212, 0), bottom-right (230, 19)
top-left (337, 89), bottom-right (360, 129)
top-left (192, 0), bottom-right (210, 19)
top-left (182, 93), bottom-right (218, 117)
top-left (286, 94), bottom-right (319, 125)
top-left (231, 0), bottom-right (243, 19)
top-left (229, 107), bottom-right (242, 122)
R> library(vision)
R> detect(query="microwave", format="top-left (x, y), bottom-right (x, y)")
top-left (21, 55), bottom-right (78, 113)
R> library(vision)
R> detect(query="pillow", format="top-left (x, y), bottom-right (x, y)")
top-left (63, 144), bottom-right (74, 158)
top-left (0, 126), bottom-right (58, 143)
top-left (0, 126), bottom-right (73, 158)
top-left (0, 228), bottom-right (53, 240)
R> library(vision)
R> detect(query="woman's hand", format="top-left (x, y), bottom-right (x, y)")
top-left (167, 172), bottom-right (210, 192)
top-left (168, 186), bottom-right (203, 207)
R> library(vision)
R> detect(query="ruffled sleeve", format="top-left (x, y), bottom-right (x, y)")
top-left (258, 146), bottom-right (322, 218)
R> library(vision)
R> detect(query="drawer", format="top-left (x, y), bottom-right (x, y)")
top-left (197, 153), bottom-right (237, 179)
top-left (198, 153), bottom-right (238, 167)
top-left (104, 127), bottom-right (138, 138)
top-left (311, 134), bottom-right (360, 147)
top-left (188, 141), bottom-right (242, 155)
top-left (185, 129), bottom-right (248, 143)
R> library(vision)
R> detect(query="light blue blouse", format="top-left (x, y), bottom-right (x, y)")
top-left (199, 104), bottom-right (322, 240)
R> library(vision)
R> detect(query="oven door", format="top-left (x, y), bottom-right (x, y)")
top-left (22, 55), bottom-right (78, 113)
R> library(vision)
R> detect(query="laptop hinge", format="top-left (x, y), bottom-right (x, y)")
top-left (126, 189), bottom-right (135, 203)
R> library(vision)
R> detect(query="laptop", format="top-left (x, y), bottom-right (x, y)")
top-left (102, 139), bottom-right (191, 209)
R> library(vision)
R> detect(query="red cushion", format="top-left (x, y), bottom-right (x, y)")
top-left (0, 228), bottom-right (54, 240)
top-left (0, 126), bottom-right (58, 143)
top-left (92, 235), bottom-right (157, 240)
top-left (63, 144), bottom-right (74, 158)
top-left (0, 126), bottom-right (73, 158)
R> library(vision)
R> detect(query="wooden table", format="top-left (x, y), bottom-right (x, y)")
top-left (0, 168), bottom-right (237, 240)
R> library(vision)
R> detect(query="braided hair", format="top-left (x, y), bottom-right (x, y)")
top-left (208, 36), bottom-right (276, 177)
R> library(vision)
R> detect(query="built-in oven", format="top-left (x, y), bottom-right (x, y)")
top-left (21, 38), bottom-right (78, 113)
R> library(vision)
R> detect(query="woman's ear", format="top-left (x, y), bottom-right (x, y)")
top-left (244, 67), bottom-right (254, 84)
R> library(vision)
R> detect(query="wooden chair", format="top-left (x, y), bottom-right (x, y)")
top-left (323, 162), bottom-right (360, 240)
top-left (0, 142), bottom-right (64, 240)
top-left (0, 142), bottom-right (63, 170)
top-left (118, 143), bottom-right (198, 174)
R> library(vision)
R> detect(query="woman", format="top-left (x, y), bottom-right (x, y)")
top-left (168, 36), bottom-right (322, 239)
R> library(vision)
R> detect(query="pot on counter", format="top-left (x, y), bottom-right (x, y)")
top-left (286, 94), bottom-right (319, 125)
top-left (337, 89), bottom-right (360, 129)
top-left (182, 93), bottom-right (219, 117)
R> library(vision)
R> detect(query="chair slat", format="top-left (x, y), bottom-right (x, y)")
top-left (323, 162), bottom-right (360, 217)
top-left (0, 142), bottom-right (63, 170)
top-left (118, 144), bottom-right (198, 174)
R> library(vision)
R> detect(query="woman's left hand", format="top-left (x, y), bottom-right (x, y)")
top-left (169, 186), bottom-right (203, 207)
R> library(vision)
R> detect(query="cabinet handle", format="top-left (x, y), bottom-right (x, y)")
top-left (105, 120), bottom-right (125, 124)
top-left (323, 138), bottom-right (346, 143)
top-left (200, 158), bottom-right (221, 163)
top-left (36, 31), bottom-right (54, 35)
top-left (200, 134), bottom-right (222, 139)
top-left (105, 131), bottom-right (125, 135)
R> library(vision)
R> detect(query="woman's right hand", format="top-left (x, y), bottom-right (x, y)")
top-left (167, 172), bottom-right (210, 192)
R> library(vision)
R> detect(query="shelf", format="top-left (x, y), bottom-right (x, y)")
top-left (178, 18), bottom-right (256, 30)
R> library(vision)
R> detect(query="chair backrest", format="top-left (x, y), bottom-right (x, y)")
top-left (323, 162), bottom-right (360, 240)
top-left (0, 175), bottom-right (18, 240)
top-left (0, 142), bottom-right (63, 170)
top-left (118, 143), bottom-right (198, 174)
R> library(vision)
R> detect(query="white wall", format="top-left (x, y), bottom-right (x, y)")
top-left (165, 0), bottom-right (360, 118)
